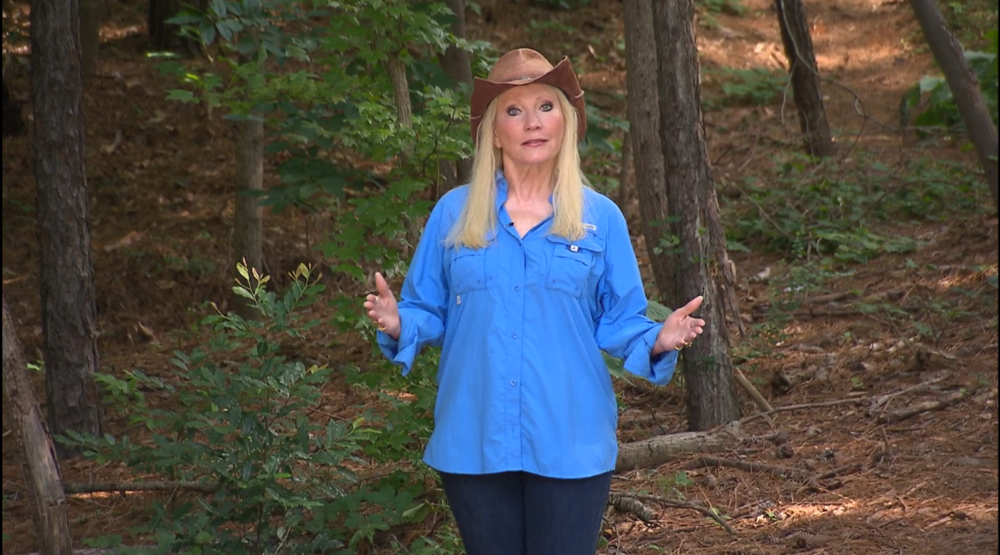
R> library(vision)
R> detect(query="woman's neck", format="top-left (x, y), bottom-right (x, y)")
top-left (503, 162), bottom-right (556, 203)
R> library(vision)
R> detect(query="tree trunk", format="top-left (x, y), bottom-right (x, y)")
top-left (776, 0), bottom-right (835, 158)
top-left (652, 0), bottom-right (740, 430)
top-left (623, 0), bottom-right (673, 302)
top-left (31, 0), bottom-right (103, 459)
top-left (909, 0), bottom-right (999, 208)
top-left (385, 53), bottom-right (413, 153)
top-left (3, 294), bottom-right (75, 555)
top-left (2, 74), bottom-right (26, 136)
top-left (79, 0), bottom-right (101, 79)
top-left (232, 117), bottom-right (265, 318)
top-left (438, 0), bottom-right (474, 193)
top-left (616, 421), bottom-right (743, 472)
top-left (148, 0), bottom-right (204, 55)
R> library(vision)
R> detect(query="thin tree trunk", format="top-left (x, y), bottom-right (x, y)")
top-left (2, 74), bottom-right (26, 136)
top-left (3, 294), bottom-right (74, 555)
top-left (909, 0), bottom-right (999, 208)
top-left (385, 53), bottom-right (413, 151)
top-left (148, 0), bottom-right (204, 55)
top-left (652, 0), bottom-right (741, 430)
top-left (79, 0), bottom-right (101, 79)
top-left (623, 0), bottom-right (673, 302)
top-left (232, 117), bottom-right (265, 318)
top-left (31, 0), bottom-right (103, 458)
top-left (439, 0), bottom-right (473, 192)
top-left (776, 0), bottom-right (835, 157)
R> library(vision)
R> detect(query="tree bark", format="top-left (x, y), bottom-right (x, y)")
top-left (3, 294), bottom-right (74, 555)
top-left (438, 0), bottom-right (473, 193)
top-left (148, 0), bottom-right (205, 55)
top-left (909, 0), bottom-right (999, 208)
top-left (776, 0), bottom-right (835, 157)
top-left (652, 0), bottom-right (741, 430)
top-left (385, 53), bottom-right (413, 153)
top-left (232, 117), bottom-right (265, 318)
top-left (616, 421), bottom-right (743, 472)
top-left (623, 0), bottom-right (673, 302)
top-left (79, 0), bottom-right (101, 79)
top-left (31, 0), bottom-right (103, 459)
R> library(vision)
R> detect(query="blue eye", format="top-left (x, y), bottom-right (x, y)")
top-left (540, 102), bottom-right (553, 112)
top-left (506, 107), bottom-right (521, 116)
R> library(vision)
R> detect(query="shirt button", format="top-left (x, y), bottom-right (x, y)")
top-left (514, 285), bottom-right (520, 291)
top-left (512, 333), bottom-right (518, 339)
top-left (510, 380), bottom-right (516, 386)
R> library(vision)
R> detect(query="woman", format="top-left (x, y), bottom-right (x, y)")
top-left (364, 48), bottom-right (705, 555)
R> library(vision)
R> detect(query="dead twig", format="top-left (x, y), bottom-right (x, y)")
top-left (64, 481), bottom-right (219, 495)
top-left (683, 456), bottom-right (809, 480)
top-left (743, 397), bottom-right (867, 424)
top-left (735, 367), bottom-right (774, 415)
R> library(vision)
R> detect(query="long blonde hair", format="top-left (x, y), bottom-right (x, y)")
top-left (447, 86), bottom-right (588, 249)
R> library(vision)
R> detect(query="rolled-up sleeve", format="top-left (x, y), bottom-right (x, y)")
top-left (377, 199), bottom-right (451, 375)
top-left (593, 205), bottom-right (678, 386)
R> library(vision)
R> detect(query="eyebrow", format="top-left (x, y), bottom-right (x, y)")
top-left (503, 94), bottom-right (556, 109)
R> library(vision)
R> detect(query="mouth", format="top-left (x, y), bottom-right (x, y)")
top-left (522, 139), bottom-right (548, 147)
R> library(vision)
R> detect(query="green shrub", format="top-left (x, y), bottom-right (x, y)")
top-left (63, 263), bottom-right (445, 554)
top-left (900, 29), bottom-right (998, 132)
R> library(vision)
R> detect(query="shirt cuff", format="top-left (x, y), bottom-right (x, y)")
top-left (622, 326), bottom-right (678, 386)
top-left (376, 320), bottom-right (419, 375)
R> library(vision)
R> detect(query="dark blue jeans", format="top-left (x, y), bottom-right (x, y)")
top-left (439, 470), bottom-right (613, 555)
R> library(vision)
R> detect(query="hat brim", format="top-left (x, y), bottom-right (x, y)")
top-left (470, 56), bottom-right (587, 144)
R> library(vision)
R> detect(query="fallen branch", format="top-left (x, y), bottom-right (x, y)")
top-left (879, 389), bottom-right (972, 423)
top-left (866, 376), bottom-right (947, 416)
top-left (13, 550), bottom-right (155, 555)
top-left (616, 421), bottom-right (743, 472)
top-left (607, 491), bottom-right (656, 524)
top-left (735, 368), bottom-right (774, 414)
top-left (742, 397), bottom-right (867, 424)
top-left (683, 456), bottom-right (809, 479)
top-left (609, 491), bottom-right (735, 534)
top-left (64, 481), bottom-right (219, 495)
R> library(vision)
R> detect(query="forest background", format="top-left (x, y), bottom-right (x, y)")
top-left (1, 0), bottom-right (997, 554)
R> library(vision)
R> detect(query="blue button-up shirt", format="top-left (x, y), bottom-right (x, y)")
top-left (377, 173), bottom-right (677, 479)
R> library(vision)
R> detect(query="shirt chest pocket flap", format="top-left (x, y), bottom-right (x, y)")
top-left (546, 234), bottom-right (604, 297)
top-left (449, 247), bottom-right (489, 295)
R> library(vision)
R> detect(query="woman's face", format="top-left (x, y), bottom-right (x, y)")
top-left (492, 83), bottom-right (566, 171)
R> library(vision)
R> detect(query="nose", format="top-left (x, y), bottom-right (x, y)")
top-left (524, 111), bottom-right (541, 130)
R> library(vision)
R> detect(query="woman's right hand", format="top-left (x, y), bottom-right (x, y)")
top-left (363, 272), bottom-right (401, 340)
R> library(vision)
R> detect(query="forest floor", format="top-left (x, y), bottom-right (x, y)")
top-left (2, 0), bottom-right (998, 554)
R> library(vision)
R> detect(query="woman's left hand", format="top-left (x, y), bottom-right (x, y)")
top-left (653, 296), bottom-right (706, 355)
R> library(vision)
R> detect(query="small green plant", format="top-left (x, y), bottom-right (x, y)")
top-left (704, 67), bottom-right (785, 110)
top-left (697, 0), bottom-right (745, 16)
top-left (850, 376), bottom-right (866, 391)
top-left (722, 153), bottom-right (989, 263)
top-left (900, 29), bottom-right (998, 132)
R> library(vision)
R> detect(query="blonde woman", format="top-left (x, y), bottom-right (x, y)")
top-left (364, 48), bottom-right (705, 555)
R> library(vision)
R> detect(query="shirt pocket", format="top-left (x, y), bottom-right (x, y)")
top-left (545, 235), bottom-right (604, 298)
top-left (449, 247), bottom-right (489, 295)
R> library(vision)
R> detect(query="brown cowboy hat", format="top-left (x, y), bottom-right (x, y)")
top-left (470, 48), bottom-right (587, 144)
